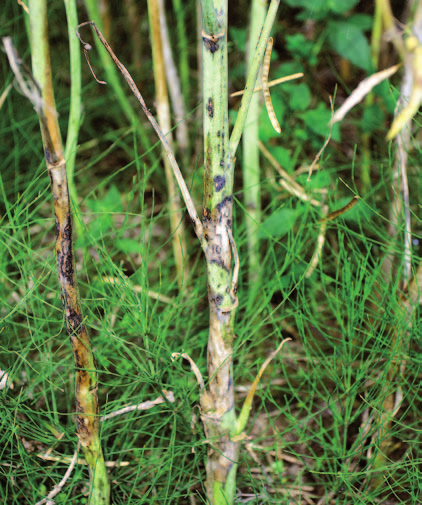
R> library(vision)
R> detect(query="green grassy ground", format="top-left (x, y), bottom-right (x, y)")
top-left (1, 1), bottom-right (422, 504)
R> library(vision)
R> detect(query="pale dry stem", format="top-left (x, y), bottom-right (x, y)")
top-left (35, 447), bottom-right (79, 505)
top-left (100, 391), bottom-right (175, 421)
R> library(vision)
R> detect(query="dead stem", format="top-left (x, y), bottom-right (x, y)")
top-left (100, 390), bottom-right (175, 421)
top-left (35, 447), bottom-right (79, 505)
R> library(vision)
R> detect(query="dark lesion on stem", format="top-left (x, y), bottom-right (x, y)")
top-left (202, 31), bottom-right (225, 54)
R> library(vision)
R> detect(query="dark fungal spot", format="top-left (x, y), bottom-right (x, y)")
top-left (63, 215), bottom-right (72, 241)
top-left (207, 97), bottom-right (214, 118)
top-left (68, 308), bottom-right (82, 332)
top-left (203, 35), bottom-right (219, 54)
top-left (216, 195), bottom-right (233, 212)
top-left (214, 175), bottom-right (226, 192)
top-left (203, 208), bottom-right (212, 223)
top-left (44, 146), bottom-right (52, 164)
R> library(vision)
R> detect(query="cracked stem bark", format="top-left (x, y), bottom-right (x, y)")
top-left (201, 1), bottom-right (239, 503)
top-left (26, 1), bottom-right (109, 501)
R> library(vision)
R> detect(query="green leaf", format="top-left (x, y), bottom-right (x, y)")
top-left (278, 61), bottom-right (305, 77)
top-left (327, 21), bottom-right (372, 72)
top-left (360, 104), bottom-right (384, 134)
top-left (258, 206), bottom-right (303, 239)
top-left (373, 80), bottom-right (397, 114)
top-left (300, 103), bottom-right (341, 141)
top-left (283, 0), bottom-right (359, 19)
top-left (348, 13), bottom-right (373, 31)
top-left (287, 83), bottom-right (311, 111)
top-left (327, 0), bottom-right (359, 14)
top-left (268, 146), bottom-right (293, 172)
top-left (115, 238), bottom-right (141, 254)
top-left (230, 26), bottom-right (247, 52)
top-left (285, 34), bottom-right (317, 65)
top-left (85, 185), bottom-right (123, 240)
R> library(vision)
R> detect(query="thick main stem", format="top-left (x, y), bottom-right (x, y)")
top-left (26, 2), bottom-right (109, 502)
top-left (200, 1), bottom-right (239, 502)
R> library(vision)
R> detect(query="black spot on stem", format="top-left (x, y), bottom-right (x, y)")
top-left (207, 97), bottom-right (214, 118)
top-left (216, 196), bottom-right (233, 212)
top-left (203, 35), bottom-right (219, 54)
top-left (44, 146), bottom-right (52, 164)
top-left (214, 175), bottom-right (226, 192)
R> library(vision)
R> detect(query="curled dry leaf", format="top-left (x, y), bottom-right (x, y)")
top-left (331, 64), bottom-right (400, 124)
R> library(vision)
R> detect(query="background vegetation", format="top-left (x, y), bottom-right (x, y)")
top-left (1, 0), bottom-right (422, 503)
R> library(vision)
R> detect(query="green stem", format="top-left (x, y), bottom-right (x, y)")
top-left (201, 1), bottom-right (238, 501)
top-left (172, 0), bottom-right (190, 110)
top-left (64, 0), bottom-right (83, 229)
top-left (200, 1), bottom-right (281, 502)
top-left (230, 0), bottom-right (280, 154)
top-left (199, 0), bottom-right (222, 33)
top-left (242, 0), bottom-right (267, 293)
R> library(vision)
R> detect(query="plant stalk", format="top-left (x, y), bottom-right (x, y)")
top-left (147, 0), bottom-right (189, 289)
top-left (199, 1), bottom-right (281, 503)
top-left (25, 2), bottom-right (109, 501)
top-left (242, 0), bottom-right (267, 292)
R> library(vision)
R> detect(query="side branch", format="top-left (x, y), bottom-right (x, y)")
top-left (229, 0), bottom-right (281, 155)
top-left (76, 21), bottom-right (204, 244)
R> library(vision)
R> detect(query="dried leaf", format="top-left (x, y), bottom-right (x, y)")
top-left (331, 64), bottom-right (400, 124)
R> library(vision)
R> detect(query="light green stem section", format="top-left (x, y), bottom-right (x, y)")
top-left (64, 0), bottom-right (83, 236)
top-left (230, 0), bottom-right (281, 154)
top-left (200, 1), bottom-right (281, 503)
top-left (201, 1), bottom-right (237, 502)
top-left (172, 0), bottom-right (190, 110)
top-left (242, 0), bottom-right (267, 291)
top-left (64, 0), bottom-right (81, 203)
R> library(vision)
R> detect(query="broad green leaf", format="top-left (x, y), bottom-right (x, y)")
top-left (300, 103), bottom-right (341, 141)
top-left (327, 0), bottom-right (359, 14)
top-left (288, 83), bottom-right (311, 111)
top-left (348, 13), bottom-right (373, 31)
top-left (258, 206), bottom-right (303, 239)
top-left (268, 145), bottom-right (293, 172)
top-left (285, 34), bottom-right (317, 65)
top-left (230, 26), bottom-right (247, 52)
top-left (283, 0), bottom-right (359, 18)
top-left (115, 238), bottom-right (141, 254)
top-left (328, 21), bottom-right (372, 72)
top-left (360, 104), bottom-right (384, 134)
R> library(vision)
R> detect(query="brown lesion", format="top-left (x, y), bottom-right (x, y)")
top-left (202, 33), bottom-right (220, 54)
